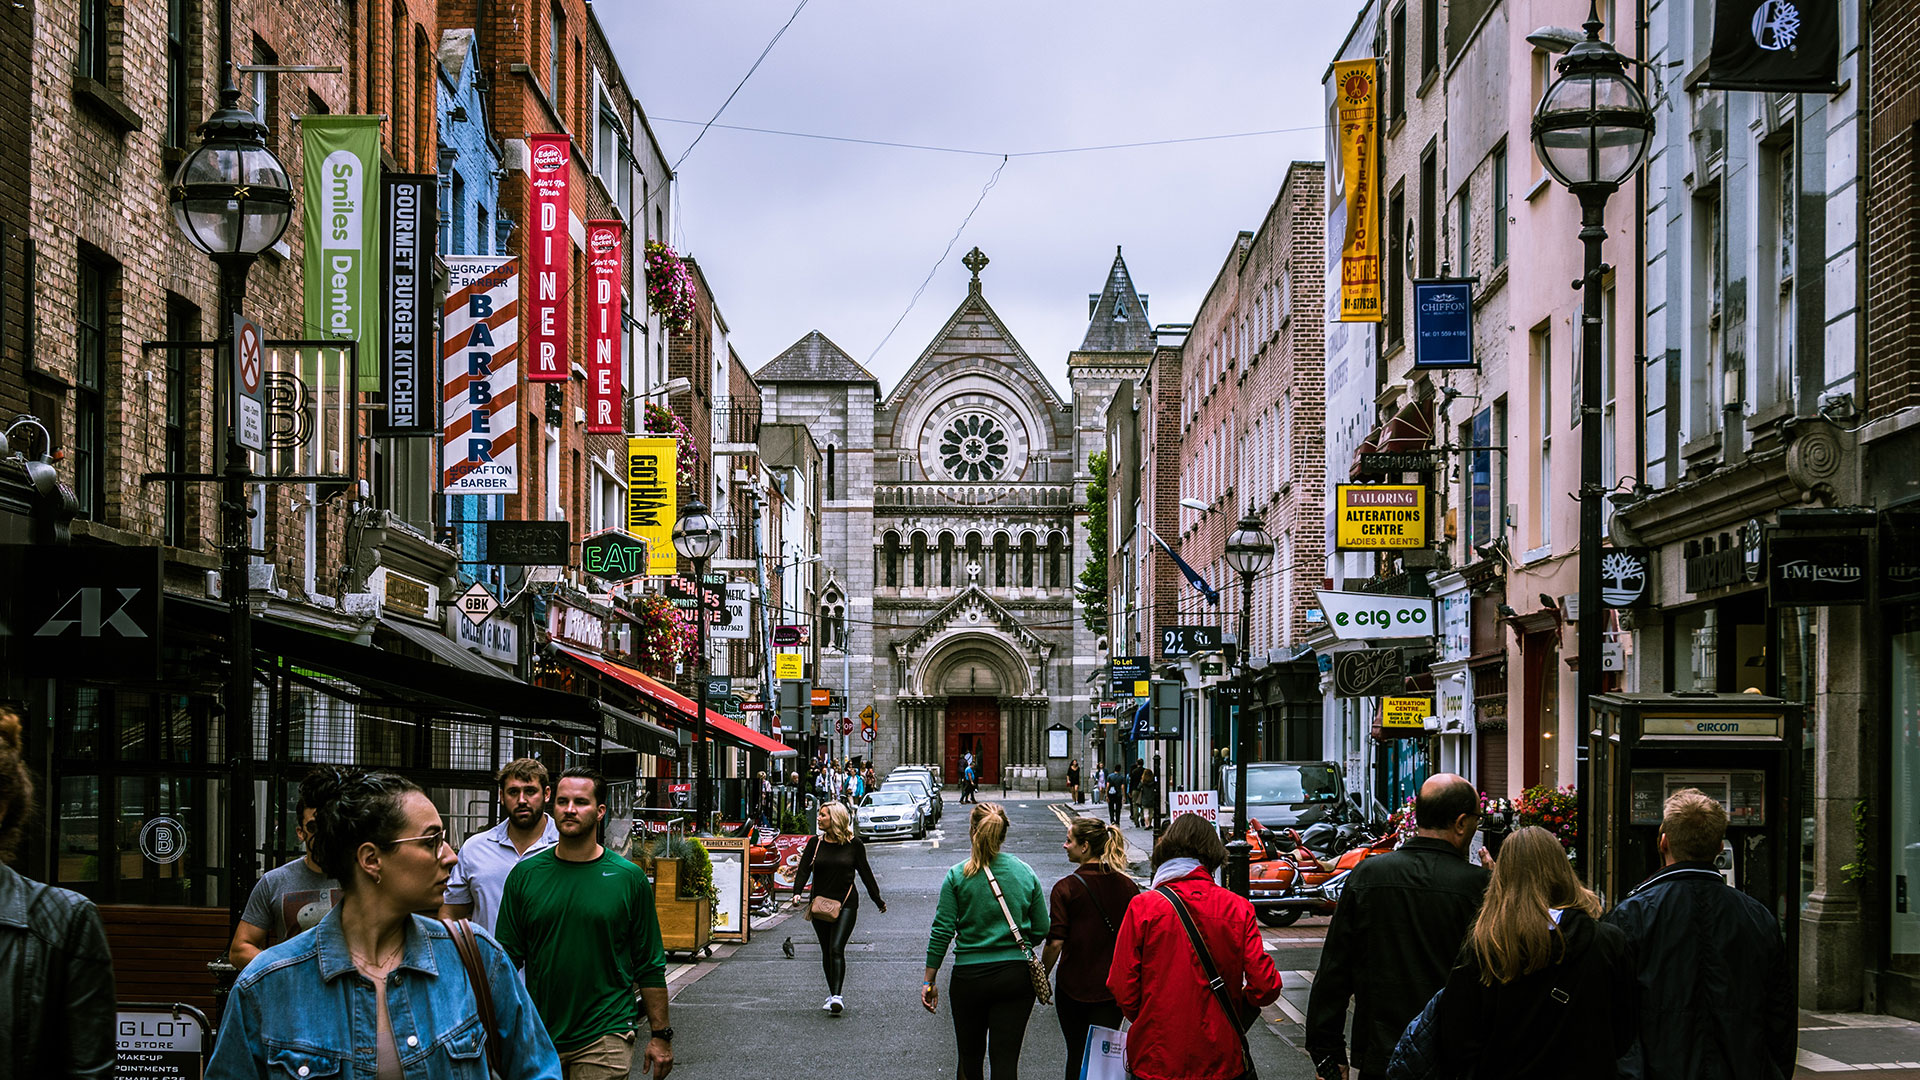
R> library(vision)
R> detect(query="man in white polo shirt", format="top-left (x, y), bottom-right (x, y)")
top-left (441, 757), bottom-right (558, 933)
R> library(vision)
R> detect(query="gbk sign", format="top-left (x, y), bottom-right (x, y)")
top-left (1, 546), bottom-right (163, 679)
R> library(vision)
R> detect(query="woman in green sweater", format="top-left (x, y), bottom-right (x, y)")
top-left (922, 802), bottom-right (1049, 1080)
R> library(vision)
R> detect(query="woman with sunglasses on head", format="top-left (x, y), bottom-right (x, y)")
top-left (207, 769), bottom-right (561, 1080)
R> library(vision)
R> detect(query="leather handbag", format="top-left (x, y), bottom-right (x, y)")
top-left (807, 882), bottom-right (854, 922)
top-left (982, 865), bottom-right (1053, 1005)
top-left (440, 917), bottom-right (506, 1078)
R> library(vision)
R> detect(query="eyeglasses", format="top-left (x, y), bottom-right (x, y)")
top-left (384, 828), bottom-right (452, 854)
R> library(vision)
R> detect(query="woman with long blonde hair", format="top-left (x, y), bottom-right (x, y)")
top-left (1430, 826), bottom-right (1637, 1079)
top-left (792, 801), bottom-right (886, 1015)
top-left (1041, 817), bottom-right (1139, 1080)
top-left (922, 803), bottom-right (1048, 1079)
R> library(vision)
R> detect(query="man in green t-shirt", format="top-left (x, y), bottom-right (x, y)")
top-left (496, 767), bottom-right (673, 1079)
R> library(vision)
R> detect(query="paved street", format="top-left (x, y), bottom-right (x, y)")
top-left (662, 797), bottom-right (1317, 1079)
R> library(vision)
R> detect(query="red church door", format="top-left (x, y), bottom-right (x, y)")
top-left (945, 697), bottom-right (1000, 785)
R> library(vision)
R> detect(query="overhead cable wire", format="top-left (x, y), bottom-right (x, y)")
top-left (651, 116), bottom-right (1322, 159)
top-left (864, 155), bottom-right (1009, 365)
top-left (670, 0), bottom-right (812, 171)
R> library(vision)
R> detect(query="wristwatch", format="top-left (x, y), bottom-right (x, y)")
top-left (650, 1028), bottom-right (674, 1043)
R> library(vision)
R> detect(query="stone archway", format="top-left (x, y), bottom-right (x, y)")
top-left (899, 632), bottom-right (1045, 785)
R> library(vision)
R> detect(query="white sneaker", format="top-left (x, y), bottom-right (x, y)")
top-left (829, 995), bottom-right (844, 1014)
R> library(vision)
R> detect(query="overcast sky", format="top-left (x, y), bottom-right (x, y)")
top-left (603, 2), bottom-right (1358, 396)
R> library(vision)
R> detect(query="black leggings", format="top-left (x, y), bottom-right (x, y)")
top-left (1055, 992), bottom-right (1123, 1080)
top-left (810, 890), bottom-right (858, 995)
top-left (950, 960), bottom-right (1037, 1080)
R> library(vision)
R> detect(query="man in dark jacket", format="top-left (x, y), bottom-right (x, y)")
top-left (0, 705), bottom-right (115, 1079)
top-left (1305, 773), bottom-right (1490, 1079)
top-left (1604, 787), bottom-right (1796, 1080)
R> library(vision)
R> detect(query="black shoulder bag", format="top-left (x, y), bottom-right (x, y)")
top-left (1155, 885), bottom-right (1260, 1077)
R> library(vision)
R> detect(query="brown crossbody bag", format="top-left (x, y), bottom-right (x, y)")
top-left (440, 917), bottom-right (507, 1078)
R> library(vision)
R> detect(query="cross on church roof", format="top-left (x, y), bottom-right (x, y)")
top-left (962, 247), bottom-right (989, 294)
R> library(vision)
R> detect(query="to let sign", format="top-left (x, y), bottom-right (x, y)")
top-left (1335, 485), bottom-right (1428, 550)
top-left (1110, 655), bottom-right (1150, 697)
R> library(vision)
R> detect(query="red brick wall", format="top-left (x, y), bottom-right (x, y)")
top-left (1870, 0), bottom-right (1920, 417)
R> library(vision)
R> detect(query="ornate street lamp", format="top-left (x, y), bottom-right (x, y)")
top-left (1530, 2), bottom-right (1653, 872)
top-left (673, 500), bottom-right (723, 827)
top-left (1222, 513), bottom-right (1274, 898)
top-left (168, 67), bottom-right (294, 931)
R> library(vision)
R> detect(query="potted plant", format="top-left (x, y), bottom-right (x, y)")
top-left (642, 834), bottom-right (715, 956)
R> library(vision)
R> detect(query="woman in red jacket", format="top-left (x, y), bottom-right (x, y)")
top-left (1108, 814), bottom-right (1281, 1080)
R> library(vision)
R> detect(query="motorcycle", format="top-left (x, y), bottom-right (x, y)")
top-left (1245, 816), bottom-right (1396, 927)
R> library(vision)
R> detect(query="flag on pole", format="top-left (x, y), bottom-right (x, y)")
top-left (1147, 528), bottom-right (1219, 606)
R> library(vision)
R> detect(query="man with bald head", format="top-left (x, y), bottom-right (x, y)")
top-left (1305, 773), bottom-right (1490, 1079)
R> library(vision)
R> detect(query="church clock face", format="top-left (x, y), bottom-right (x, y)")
top-left (939, 412), bottom-right (1009, 481)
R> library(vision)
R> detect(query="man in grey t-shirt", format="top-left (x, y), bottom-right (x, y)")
top-left (229, 769), bottom-right (341, 969)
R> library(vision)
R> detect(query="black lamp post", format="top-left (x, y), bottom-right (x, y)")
top-left (1222, 512), bottom-right (1274, 898)
top-left (169, 69), bottom-right (293, 927)
top-left (1529, 3), bottom-right (1652, 867)
top-left (673, 500), bottom-right (722, 828)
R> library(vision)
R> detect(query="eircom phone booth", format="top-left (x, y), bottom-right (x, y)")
top-left (1587, 692), bottom-right (1802, 958)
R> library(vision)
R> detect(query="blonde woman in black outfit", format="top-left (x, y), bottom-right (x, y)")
top-left (1041, 817), bottom-right (1139, 1080)
top-left (792, 801), bottom-right (886, 1015)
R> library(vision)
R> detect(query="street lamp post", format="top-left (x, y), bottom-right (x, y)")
top-left (673, 500), bottom-right (722, 828)
top-left (1222, 513), bottom-right (1274, 898)
top-left (1529, 3), bottom-right (1653, 866)
top-left (168, 67), bottom-right (293, 927)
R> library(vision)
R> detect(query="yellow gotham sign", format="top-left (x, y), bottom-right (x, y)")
top-left (1335, 484), bottom-right (1427, 550)
top-left (624, 437), bottom-right (677, 576)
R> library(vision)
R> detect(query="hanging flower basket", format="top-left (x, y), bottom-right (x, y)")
top-left (1513, 783), bottom-right (1580, 856)
top-left (642, 402), bottom-right (699, 489)
top-left (628, 593), bottom-right (696, 680)
top-left (645, 241), bottom-right (698, 333)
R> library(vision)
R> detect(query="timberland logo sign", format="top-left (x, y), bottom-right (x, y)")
top-left (1683, 527), bottom-right (1762, 594)
top-left (1, 545), bottom-right (163, 679)
top-left (1600, 549), bottom-right (1651, 608)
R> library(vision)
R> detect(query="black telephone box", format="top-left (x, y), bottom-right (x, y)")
top-left (1588, 692), bottom-right (1802, 960)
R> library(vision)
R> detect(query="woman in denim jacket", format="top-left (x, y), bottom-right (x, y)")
top-left (208, 769), bottom-right (561, 1080)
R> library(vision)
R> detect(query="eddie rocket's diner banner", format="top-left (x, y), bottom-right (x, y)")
top-left (527, 134), bottom-right (571, 382)
top-left (1333, 59), bottom-right (1382, 323)
top-left (586, 220), bottom-right (625, 434)
top-left (442, 257), bottom-right (520, 495)
top-left (301, 115), bottom-right (383, 389)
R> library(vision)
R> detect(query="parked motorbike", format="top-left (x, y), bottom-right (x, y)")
top-left (1245, 816), bottom-right (1396, 927)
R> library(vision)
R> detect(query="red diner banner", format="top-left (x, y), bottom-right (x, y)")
top-left (527, 134), bottom-right (571, 381)
top-left (585, 219), bottom-right (624, 433)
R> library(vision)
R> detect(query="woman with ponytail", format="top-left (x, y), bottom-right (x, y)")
top-left (922, 802), bottom-right (1048, 1079)
top-left (1041, 818), bottom-right (1139, 1080)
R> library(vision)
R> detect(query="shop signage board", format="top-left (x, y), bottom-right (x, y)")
top-left (773, 624), bottom-right (808, 646)
top-left (582, 530), bottom-right (650, 580)
top-left (485, 520), bottom-right (568, 565)
top-left (4, 545), bottom-right (164, 680)
top-left (1332, 647), bottom-right (1404, 698)
top-left (1887, 513), bottom-right (1920, 600)
top-left (624, 437), bottom-right (677, 576)
top-left (713, 582), bottom-right (752, 641)
top-left (812, 688), bottom-right (833, 708)
top-left (775, 653), bottom-right (805, 680)
top-left (138, 816), bottom-right (188, 864)
top-left (1412, 280), bottom-right (1475, 369)
top-left (1381, 696), bottom-right (1432, 729)
top-left (233, 312), bottom-right (266, 452)
top-left (1684, 525), bottom-right (1763, 593)
top-left (377, 173), bottom-right (437, 435)
top-left (1332, 59), bottom-right (1381, 322)
top-left (1358, 450), bottom-right (1439, 475)
top-left (1601, 548), bottom-right (1652, 608)
top-left (1170, 789), bottom-right (1219, 823)
top-left (584, 220), bottom-right (624, 432)
top-left (116, 1008), bottom-right (206, 1080)
top-left (1335, 485), bottom-right (1427, 549)
top-left (300, 114), bottom-right (382, 390)
top-left (548, 600), bottom-right (606, 653)
top-left (705, 675), bottom-right (732, 699)
top-left (1702, 0), bottom-right (1840, 93)
top-left (1110, 655), bottom-right (1150, 697)
top-left (1642, 714), bottom-right (1781, 737)
top-left (441, 256), bottom-right (519, 494)
top-left (1160, 624), bottom-right (1222, 659)
top-left (451, 607), bottom-right (517, 665)
top-left (1767, 534), bottom-right (1869, 606)
top-left (526, 134), bottom-right (571, 382)
top-left (1315, 590), bottom-right (1436, 642)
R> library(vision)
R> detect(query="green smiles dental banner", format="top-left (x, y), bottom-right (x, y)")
top-left (302, 115), bottom-right (383, 390)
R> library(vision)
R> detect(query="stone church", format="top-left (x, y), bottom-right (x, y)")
top-left (754, 248), bottom-right (1154, 784)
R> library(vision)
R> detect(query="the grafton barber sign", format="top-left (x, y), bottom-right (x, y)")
top-left (1315, 590), bottom-right (1436, 642)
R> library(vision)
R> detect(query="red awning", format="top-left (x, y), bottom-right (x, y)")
top-left (1378, 398), bottom-right (1435, 452)
top-left (557, 647), bottom-right (796, 758)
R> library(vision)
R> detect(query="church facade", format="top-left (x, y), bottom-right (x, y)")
top-left (755, 249), bottom-right (1153, 783)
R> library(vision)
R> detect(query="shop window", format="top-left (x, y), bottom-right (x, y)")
top-left (164, 297), bottom-right (199, 547)
top-left (1419, 143), bottom-right (1437, 277)
top-left (1389, 4), bottom-right (1406, 119)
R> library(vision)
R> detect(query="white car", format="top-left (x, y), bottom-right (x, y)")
top-left (855, 790), bottom-right (927, 841)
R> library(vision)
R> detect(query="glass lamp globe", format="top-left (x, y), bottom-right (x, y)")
top-left (169, 88), bottom-right (293, 256)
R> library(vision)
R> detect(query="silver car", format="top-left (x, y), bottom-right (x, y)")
top-left (855, 789), bottom-right (927, 841)
top-left (880, 779), bottom-right (939, 825)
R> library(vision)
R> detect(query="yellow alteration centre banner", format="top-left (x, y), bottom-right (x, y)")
top-left (1335, 484), bottom-right (1427, 549)
top-left (625, 437), bottom-right (678, 576)
top-left (1335, 59), bottom-right (1382, 323)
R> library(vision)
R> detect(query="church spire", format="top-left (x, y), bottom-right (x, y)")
top-left (963, 246), bottom-right (989, 296)
top-left (1078, 247), bottom-right (1154, 352)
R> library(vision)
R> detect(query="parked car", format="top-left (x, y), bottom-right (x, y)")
top-left (885, 770), bottom-right (943, 820)
top-left (881, 777), bottom-right (940, 825)
top-left (895, 763), bottom-right (945, 788)
top-left (1218, 761), bottom-right (1348, 832)
top-left (855, 789), bottom-right (927, 841)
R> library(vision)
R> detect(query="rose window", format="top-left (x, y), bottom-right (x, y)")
top-left (939, 413), bottom-right (1009, 481)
